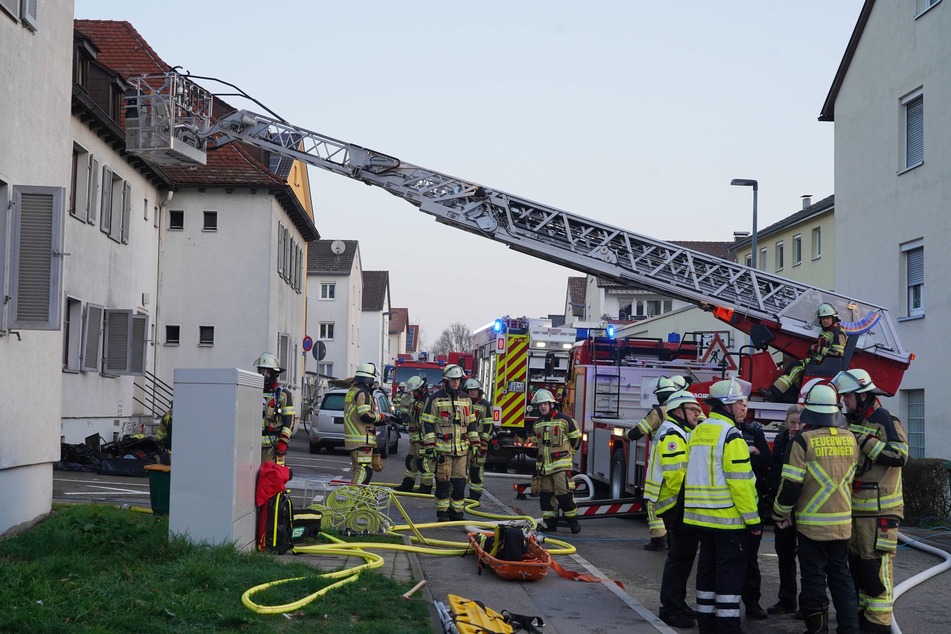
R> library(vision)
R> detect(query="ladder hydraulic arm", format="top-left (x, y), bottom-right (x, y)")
top-left (198, 108), bottom-right (911, 394)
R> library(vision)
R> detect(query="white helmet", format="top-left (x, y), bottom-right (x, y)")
top-left (799, 382), bottom-right (841, 427)
top-left (531, 389), bottom-right (557, 405)
top-left (405, 376), bottom-right (426, 393)
top-left (442, 364), bottom-right (465, 380)
top-left (465, 378), bottom-right (483, 391)
top-left (254, 352), bottom-right (283, 372)
top-left (665, 390), bottom-right (699, 412)
top-left (354, 362), bottom-right (378, 385)
top-left (399, 381), bottom-right (407, 389)
top-left (817, 302), bottom-right (839, 319)
top-left (708, 377), bottom-right (751, 405)
top-left (831, 369), bottom-right (877, 395)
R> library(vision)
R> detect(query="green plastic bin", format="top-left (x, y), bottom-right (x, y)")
top-left (144, 464), bottom-right (171, 515)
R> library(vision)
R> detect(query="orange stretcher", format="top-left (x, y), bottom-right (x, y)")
top-left (467, 530), bottom-right (551, 582)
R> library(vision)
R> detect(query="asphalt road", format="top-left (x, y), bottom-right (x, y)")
top-left (53, 431), bottom-right (950, 633)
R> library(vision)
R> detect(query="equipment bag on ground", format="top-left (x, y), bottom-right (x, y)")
top-left (257, 488), bottom-right (293, 554)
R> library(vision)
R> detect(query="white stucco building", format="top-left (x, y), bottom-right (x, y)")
top-left (820, 0), bottom-right (943, 459)
top-left (360, 270), bottom-right (391, 374)
top-left (1, 0), bottom-right (74, 535)
top-left (306, 239), bottom-right (363, 379)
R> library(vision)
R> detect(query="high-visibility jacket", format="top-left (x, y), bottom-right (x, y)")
top-left (471, 397), bottom-right (494, 459)
top-left (535, 409), bottom-right (581, 475)
top-left (644, 415), bottom-right (691, 515)
top-left (421, 388), bottom-right (478, 457)
top-left (809, 324), bottom-right (847, 362)
top-left (683, 411), bottom-right (760, 530)
top-left (262, 384), bottom-right (295, 448)
top-left (626, 405), bottom-right (665, 442)
top-left (848, 401), bottom-right (908, 519)
top-left (344, 384), bottom-right (381, 450)
top-left (400, 391), bottom-right (425, 443)
top-left (773, 425), bottom-right (858, 541)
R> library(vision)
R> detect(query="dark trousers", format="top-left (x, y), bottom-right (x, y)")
top-left (742, 529), bottom-right (762, 608)
top-left (774, 522), bottom-right (799, 608)
top-left (695, 529), bottom-right (747, 634)
top-left (659, 516), bottom-right (700, 618)
top-left (798, 534), bottom-right (860, 634)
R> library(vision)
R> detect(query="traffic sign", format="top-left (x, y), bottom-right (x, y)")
top-left (312, 340), bottom-right (327, 361)
top-left (700, 334), bottom-right (736, 370)
top-left (302, 336), bottom-right (313, 352)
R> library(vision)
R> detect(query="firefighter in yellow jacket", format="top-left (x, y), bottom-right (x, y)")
top-left (421, 364), bottom-right (478, 521)
top-left (395, 375), bottom-right (433, 494)
top-left (773, 381), bottom-right (859, 634)
top-left (465, 378), bottom-right (494, 502)
top-left (764, 303), bottom-right (847, 399)
top-left (832, 369), bottom-right (908, 634)
top-left (533, 388), bottom-right (582, 533)
top-left (344, 363), bottom-right (384, 485)
top-left (646, 390), bottom-right (703, 629)
top-left (256, 352), bottom-right (295, 465)
top-left (684, 377), bottom-right (760, 634)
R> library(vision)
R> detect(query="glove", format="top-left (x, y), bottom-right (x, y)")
top-left (276, 440), bottom-right (287, 456)
top-left (371, 453), bottom-right (384, 473)
top-left (424, 445), bottom-right (436, 461)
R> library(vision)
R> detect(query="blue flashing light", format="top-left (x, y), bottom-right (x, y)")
top-left (493, 319), bottom-right (503, 333)
top-left (607, 324), bottom-right (616, 339)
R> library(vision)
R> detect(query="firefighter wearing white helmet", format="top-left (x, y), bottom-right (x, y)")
top-left (421, 364), bottom-right (478, 521)
top-left (763, 302), bottom-right (847, 400)
top-left (773, 381), bottom-right (860, 634)
top-left (832, 369), bottom-right (908, 634)
top-left (683, 377), bottom-right (760, 634)
top-left (395, 375), bottom-right (434, 493)
top-left (644, 390), bottom-right (704, 629)
top-left (255, 352), bottom-right (295, 465)
top-left (532, 388), bottom-right (582, 533)
top-left (464, 378), bottom-right (494, 502)
top-left (344, 363), bottom-right (384, 485)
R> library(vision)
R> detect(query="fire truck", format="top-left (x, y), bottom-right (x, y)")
top-left (385, 352), bottom-right (474, 403)
top-left (471, 316), bottom-right (575, 466)
top-left (124, 72), bottom-right (914, 499)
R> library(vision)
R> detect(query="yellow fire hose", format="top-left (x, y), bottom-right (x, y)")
top-left (240, 482), bottom-right (577, 615)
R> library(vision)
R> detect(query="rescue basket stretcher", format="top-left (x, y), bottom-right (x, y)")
top-left (466, 530), bottom-right (551, 582)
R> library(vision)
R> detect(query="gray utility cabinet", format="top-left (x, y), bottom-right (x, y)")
top-left (169, 368), bottom-right (262, 551)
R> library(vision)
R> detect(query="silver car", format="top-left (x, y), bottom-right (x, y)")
top-left (308, 387), bottom-right (399, 457)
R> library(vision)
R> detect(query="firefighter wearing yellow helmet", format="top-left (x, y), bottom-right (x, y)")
top-left (421, 364), bottom-right (479, 521)
top-left (532, 388), bottom-right (582, 533)
top-left (255, 352), bottom-right (295, 465)
top-left (344, 362), bottom-right (384, 484)
top-left (763, 302), bottom-right (847, 400)
top-left (832, 369), bottom-right (908, 634)
top-left (395, 375), bottom-right (433, 493)
top-left (773, 381), bottom-right (859, 634)
top-left (684, 377), bottom-right (760, 633)
top-left (465, 378), bottom-right (494, 502)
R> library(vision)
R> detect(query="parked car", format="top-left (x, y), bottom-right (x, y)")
top-left (309, 388), bottom-right (400, 457)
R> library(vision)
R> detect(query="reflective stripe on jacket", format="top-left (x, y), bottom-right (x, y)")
top-left (683, 411), bottom-right (759, 530)
top-left (262, 385), bottom-right (295, 447)
top-left (849, 403), bottom-right (908, 518)
top-left (645, 416), bottom-right (691, 515)
top-left (535, 410), bottom-right (581, 474)
top-left (344, 384), bottom-right (380, 450)
top-left (421, 388), bottom-right (477, 456)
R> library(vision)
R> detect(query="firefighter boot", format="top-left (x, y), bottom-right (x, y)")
top-left (416, 484), bottom-right (433, 495)
top-left (448, 508), bottom-right (464, 521)
top-left (394, 477), bottom-right (416, 493)
top-left (644, 536), bottom-right (668, 551)
top-left (436, 510), bottom-right (450, 522)
top-left (567, 517), bottom-right (581, 534)
top-left (539, 518), bottom-right (558, 533)
top-left (803, 610), bottom-right (829, 634)
top-left (467, 490), bottom-right (482, 502)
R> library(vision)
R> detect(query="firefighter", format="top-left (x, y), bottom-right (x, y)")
top-left (646, 389), bottom-right (703, 629)
top-left (421, 364), bottom-right (478, 521)
top-left (738, 412), bottom-right (772, 620)
top-left (773, 382), bottom-right (860, 634)
top-left (683, 377), bottom-right (760, 634)
top-left (465, 378), bottom-right (494, 502)
top-left (156, 401), bottom-right (173, 451)
top-left (344, 363), bottom-right (384, 485)
top-left (629, 375), bottom-right (689, 550)
top-left (532, 388), bottom-right (582, 533)
top-left (394, 376), bottom-right (433, 493)
top-left (831, 369), bottom-right (908, 634)
top-left (256, 352), bottom-right (295, 465)
top-left (762, 303), bottom-right (847, 400)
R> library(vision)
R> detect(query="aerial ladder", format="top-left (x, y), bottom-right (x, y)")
top-left (124, 72), bottom-right (912, 395)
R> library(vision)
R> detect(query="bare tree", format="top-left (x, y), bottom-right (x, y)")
top-left (431, 322), bottom-right (473, 356)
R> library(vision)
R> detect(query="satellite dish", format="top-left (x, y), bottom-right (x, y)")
top-left (330, 240), bottom-right (346, 255)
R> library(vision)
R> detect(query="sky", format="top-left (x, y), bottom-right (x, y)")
top-left (75, 0), bottom-right (864, 348)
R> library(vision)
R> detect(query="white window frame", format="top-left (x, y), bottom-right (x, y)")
top-left (902, 239), bottom-right (924, 318)
top-left (102, 309), bottom-right (148, 376)
top-left (5, 185), bottom-right (66, 331)
top-left (744, 254), bottom-right (752, 269)
top-left (759, 248), bottom-right (767, 270)
top-left (904, 389), bottom-right (925, 459)
top-left (320, 282), bottom-right (336, 300)
top-left (70, 146), bottom-right (92, 221)
top-left (811, 227), bottom-right (821, 260)
top-left (277, 332), bottom-right (291, 375)
top-left (902, 89), bottom-right (924, 171)
top-left (318, 362), bottom-right (334, 377)
top-left (915, 0), bottom-right (941, 20)
top-left (793, 234), bottom-right (802, 266)
top-left (319, 322), bottom-right (335, 340)
top-left (775, 241), bottom-right (784, 272)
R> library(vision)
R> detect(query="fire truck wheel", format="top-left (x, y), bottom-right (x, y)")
top-left (609, 450), bottom-right (626, 499)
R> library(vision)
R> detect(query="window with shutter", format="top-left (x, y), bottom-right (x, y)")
top-left (277, 222), bottom-right (284, 276)
top-left (904, 93), bottom-right (924, 168)
top-left (81, 303), bottom-right (104, 373)
top-left (8, 186), bottom-right (65, 330)
top-left (1, 0), bottom-right (19, 20)
top-left (63, 297), bottom-right (83, 371)
top-left (88, 157), bottom-right (100, 225)
top-left (104, 309), bottom-right (135, 374)
top-left (130, 314), bottom-right (148, 375)
top-left (100, 167), bottom-right (113, 235)
top-left (904, 243), bottom-right (924, 316)
top-left (20, 0), bottom-right (37, 30)
top-left (120, 181), bottom-right (131, 244)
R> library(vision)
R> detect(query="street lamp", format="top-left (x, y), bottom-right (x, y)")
top-left (730, 179), bottom-right (758, 271)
